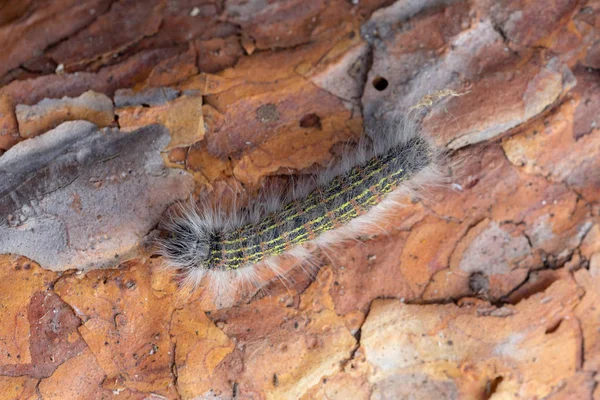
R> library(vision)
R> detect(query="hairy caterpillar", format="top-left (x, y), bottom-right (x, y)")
top-left (158, 113), bottom-right (443, 304)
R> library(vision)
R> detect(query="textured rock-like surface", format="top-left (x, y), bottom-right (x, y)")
top-left (48, 0), bottom-right (165, 72)
top-left (37, 348), bottom-right (107, 399)
top-left (204, 267), bottom-right (358, 399)
top-left (0, 93), bottom-right (19, 150)
top-left (16, 90), bottom-right (115, 138)
top-left (503, 67), bottom-right (600, 203)
top-left (53, 260), bottom-right (179, 397)
top-left (171, 306), bottom-right (235, 398)
top-left (0, 256), bottom-right (87, 380)
top-left (362, 1), bottom-right (577, 149)
top-left (0, 375), bottom-right (39, 400)
top-left (0, 0), bottom-right (112, 79)
top-left (0, 0), bottom-right (599, 399)
top-left (361, 279), bottom-right (584, 399)
top-left (0, 121), bottom-right (192, 270)
top-left (117, 93), bottom-right (205, 149)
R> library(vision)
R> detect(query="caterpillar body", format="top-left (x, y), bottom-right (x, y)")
top-left (158, 115), bottom-right (443, 305)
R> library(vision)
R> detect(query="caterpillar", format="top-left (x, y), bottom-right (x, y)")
top-left (158, 113), bottom-right (444, 305)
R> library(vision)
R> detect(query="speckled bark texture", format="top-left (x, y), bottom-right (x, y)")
top-left (0, 0), bottom-right (599, 399)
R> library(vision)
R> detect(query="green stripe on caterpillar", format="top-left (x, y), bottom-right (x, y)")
top-left (157, 114), bottom-right (444, 305)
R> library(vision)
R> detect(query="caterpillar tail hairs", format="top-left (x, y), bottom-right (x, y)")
top-left (157, 90), bottom-right (461, 306)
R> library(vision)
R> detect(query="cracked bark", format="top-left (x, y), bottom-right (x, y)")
top-left (0, 0), bottom-right (599, 399)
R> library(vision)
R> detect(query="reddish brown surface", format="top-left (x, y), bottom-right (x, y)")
top-left (0, 0), bottom-right (599, 399)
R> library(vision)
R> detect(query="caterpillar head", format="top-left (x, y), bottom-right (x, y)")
top-left (157, 208), bottom-right (213, 275)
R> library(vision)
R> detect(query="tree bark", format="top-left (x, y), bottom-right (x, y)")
top-left (0, 0), bottom-right (599, 399)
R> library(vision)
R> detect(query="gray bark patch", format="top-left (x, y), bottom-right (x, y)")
top-left (0, 121), bottom-right (193, 271)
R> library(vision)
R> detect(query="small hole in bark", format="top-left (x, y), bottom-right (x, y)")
top-left (545, 319), bottom-right (563, 335)
top-left (484, 376), bottom-right (503, 398)
top-left (272, 373), bottom-right (279, 387)
top-left (372, 76), bottom-right (389, 91)
top-left (299, 113), bottom-right (321, 129)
